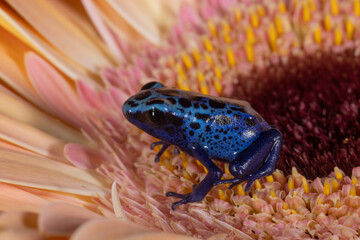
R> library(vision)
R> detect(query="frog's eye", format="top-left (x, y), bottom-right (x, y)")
top-left (141, 81), bottom-right (165, 91)
top-left (145, 108), bottom-right (168, 126)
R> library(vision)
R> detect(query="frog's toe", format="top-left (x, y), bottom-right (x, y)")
top-left (171, 198), bottom-right (191, 210)
top-left (166, 191), bottom-right (191, 199)
top-left (150, 141), bottom-right (164, 150)
top-left (174, 147), bottom-right (180, 155)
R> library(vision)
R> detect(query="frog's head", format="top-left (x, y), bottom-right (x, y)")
top-left (122, 82), bottom-right (184, 141)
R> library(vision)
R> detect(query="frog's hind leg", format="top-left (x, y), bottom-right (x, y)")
top-left (150, 141), bottom-right (170, 162)
top-left (166, 143), bottom-right (223, 210)
top-left (217, 127), bottom-right (283, 192)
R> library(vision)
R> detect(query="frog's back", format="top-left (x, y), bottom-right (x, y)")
top-left (152, 88), bottom-right (270, 161)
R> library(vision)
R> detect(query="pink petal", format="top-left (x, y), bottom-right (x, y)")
top-left (25, 52), bottom-right (85, 127)
top-left (39, 202), bottom-right (103, 236)
top-left (65, 143), bottom-right (111, 169)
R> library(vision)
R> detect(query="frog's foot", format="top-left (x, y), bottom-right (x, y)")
top-left (166, 192), bottom-right (195, 210)
top-left (150, 141), bottom-right (170, 162)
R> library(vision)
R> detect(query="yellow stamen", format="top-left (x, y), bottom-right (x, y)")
top-left (334, 27), bottom-right (343, 45)
top-left (331, 178), bottom-right (339, 192)
top-left (313, 26), bottom-right (322, 43)
top-left (204, 52), bottom-right (213, 67)
top-left (196, 160), bottom-right (207, 173)
top-left (165, 159), bottom-right (174, 171)
top-left (246, 26), bottom-right (256, 44)
top-left (345, 19), bottom-right (354, 40)
top-left (222, 20), bottom-right (231, 33)
top-left (226, 47), bottom-right (236, 67)
top-left (182, 53), bottom-right (193, 69)
top-left (197, 71), bottom-right (208, 95)
top-left (208, 19), bottom-right (217, 37)
top-left (255, 180), bottom-right (262, 189)
top-left (324, 14), bottom-right (332, 31)
top-left (237, 184), bottom-right (245, 195)
top-left (250, 11), bottom-right (259, 28)
top-left (245, 42), bottom-right (255, 63)
top-left (317, 197), bottom-right (323, 205)
top-left (214, 66), bottom-right (222, 94)
top-left (224, 163), bottom-right (230, 174)
top-left (163, 149), bottom-right (171, 159)
top-left (288, 176), bottom-right (294, 191)
top-left (269, 189), bottom-right (276, 197)
top-left (268, 23), bottom-right (277, 51)
top-left (266, 175), bottom-right (274, 182)
top-left (282, 202), bottom-right (289, 209)
top-left (323, 178), bottom-right (331, 195)
top-left (290, 209), bottom-right (297, 214)
top-left (182, 158), bottom-right (188, 169)
top-left (278, 1), bottom-right (287, 13)
top-left (235, 8), bottom-right (242, 21)
top-left (218, 189), bottom-right (227, 200)
top-left (302, 177), bottom-right (310, 193)
top-left (331, 0), bottom-right (339, 15)
top-left (302, 2), bottom-right (311, 22)
top-left (223, 31), bottom-right (232, 44)
top-left (203, 38), bottom-right (214, 52)
top-left (193, 48), bottom-right (201, 63)
top-left (349, 186), bottom-right (356, 196)
top-left (351, 175), bottom-right (358, 185)
top-left (257, 5), bottom-right (265, 17)
top-left (308, 0), bottom-right (316, 11)
top-left (183, 170), bottom-right (192, 181)
top-left (293, 190), bottom-right (298, 196)
top-left (252, 194), bottom-right (258, 199)
top-left (334, 167), bottom-right (343, 180)
top-left (275, 16), bottom-right (283, 35)
top-left (176, 64), bottom-right (186, 81)
top-left (355, 0), bottom-right (360, 16)
top-left (177, 77), bottom-right (190, 91)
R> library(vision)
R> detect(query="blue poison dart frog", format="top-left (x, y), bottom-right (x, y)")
top-left (122, 81), bottom-right (283, 210)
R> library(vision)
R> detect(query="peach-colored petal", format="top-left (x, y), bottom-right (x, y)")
top-left (81, 0), bottom-right (125, 62)
top-left (0, 183), bottom-right (48, 212)
top-left (106, 0), bottom-right (176, 45)
top-left (0, 148), bottom-right (110, 196)
top-left (0, 86), bottom-right (87, 145)
top-left (7, 0), bottom-right (114, 72)
top-left (39, 202), bottom-right (103, 236)
top-left (65, 143), bottom-right (111, 169)
top-left (0, 229), bottom-right (43, 240)
top-left (25, 52), bottom-right (85, 127)
top-left (0, 115), bottom-right (67, 163)
top-left (0, 211), bottom-right (37, 229)
top-left (71, 217), bottom-right (198, 240)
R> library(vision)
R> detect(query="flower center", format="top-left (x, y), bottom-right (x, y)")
top-left (231, 50), bottom-right (360, 179)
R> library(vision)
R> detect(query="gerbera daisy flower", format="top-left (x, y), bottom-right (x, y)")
top-left (1, 0), bottom-right (360, 239)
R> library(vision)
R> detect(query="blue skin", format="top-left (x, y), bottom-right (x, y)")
top-left (122, 82), bottom-right (283, 210)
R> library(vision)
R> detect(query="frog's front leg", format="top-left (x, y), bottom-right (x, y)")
top-left (150, 141), bottom-right (170, 162)
top-left (217, 127), bottom-right (283, 192)
top-left (166, 143), bottom-right (223, 210)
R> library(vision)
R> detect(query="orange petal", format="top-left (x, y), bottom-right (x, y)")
top-left (0, 212), bottom-right (37, 230)
top-left (7, 0), bottom-right (114, 72)
top-left (39, 202), bottom-right (103, 236)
